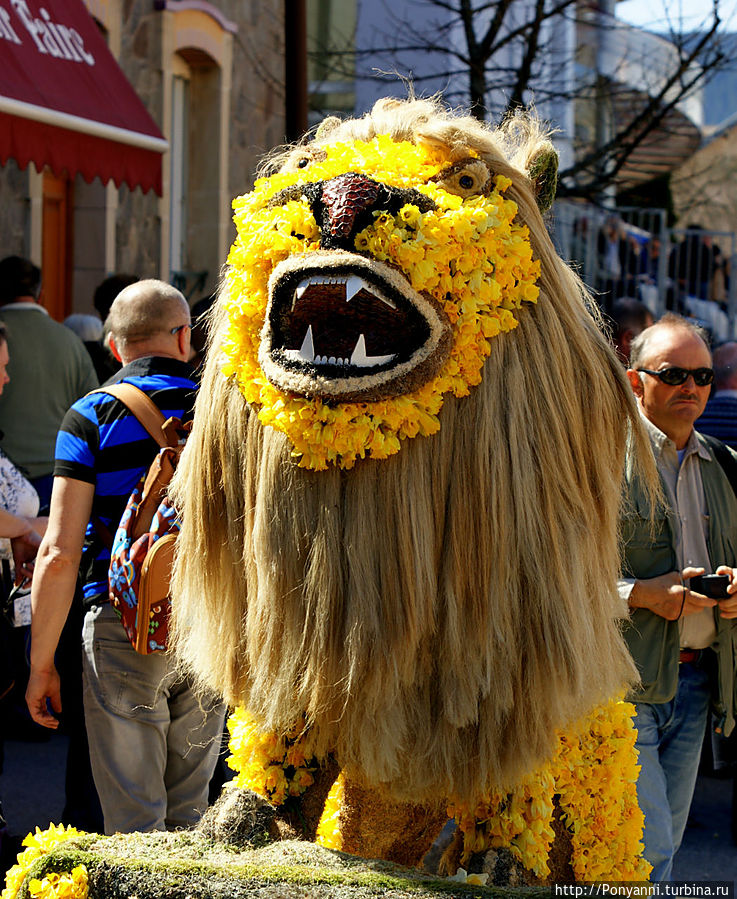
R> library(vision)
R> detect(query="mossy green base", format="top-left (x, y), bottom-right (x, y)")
top-left (23, 831), bottom-right (554, 899)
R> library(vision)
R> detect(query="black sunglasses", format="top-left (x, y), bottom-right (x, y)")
top-left (637, 367), bottom-right (714, 387)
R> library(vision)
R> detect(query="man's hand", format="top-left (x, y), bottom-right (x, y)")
top-left (25, 665), bottom-right (62, 729)
top-left (629, 566), bottom-right (717, 620)
top-left (11, 528), bottom-right (41, 583)
top-left (715, 565), bottom-right (737, 619)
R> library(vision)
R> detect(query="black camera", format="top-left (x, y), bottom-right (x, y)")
top-left (689, 573), bottom-right (731, 600)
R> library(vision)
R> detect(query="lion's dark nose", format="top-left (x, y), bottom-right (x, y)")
top-left (320, 173), bottom-right (381, 241)
top-left (267, 173), bottom-right (436, 251)
top-left (311, 173), bottom-right (436, 250)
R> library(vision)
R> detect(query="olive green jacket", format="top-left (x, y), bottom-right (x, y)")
top-left (621, 432), bottom-right (737, 736)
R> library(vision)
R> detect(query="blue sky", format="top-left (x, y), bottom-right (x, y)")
top-left (617, 0), bottom-right (737, 30)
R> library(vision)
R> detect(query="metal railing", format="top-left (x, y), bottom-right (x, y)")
top-left (550, 201), bottom-right (737, 342)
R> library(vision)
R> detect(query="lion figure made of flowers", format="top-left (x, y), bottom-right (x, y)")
top-left (168, 97), bottom-right (654, 858)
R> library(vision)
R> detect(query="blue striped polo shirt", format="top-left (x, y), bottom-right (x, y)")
top-left (54, 356), bottom-right (197, 606)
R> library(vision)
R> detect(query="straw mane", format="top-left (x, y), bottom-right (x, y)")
top-left (169, 97), bottom-right (655, 803)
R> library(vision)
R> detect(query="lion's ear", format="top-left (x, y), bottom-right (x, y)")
top-left (315, 116), bottom-right (341, 140)
top-left (528, 147), bottom-right (558, 213)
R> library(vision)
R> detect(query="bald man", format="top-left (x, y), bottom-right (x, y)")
top-left (26, 280), bottom-right (224, 835)
top-left (697, 341), bottom-right (737, 450)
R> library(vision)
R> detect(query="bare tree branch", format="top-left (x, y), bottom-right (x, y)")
top-left (506, 0), bottom-right (547, 112)
top-left (563, 16), bottom-right (722, 194)
top-left (308, 0), bottom-right (734, 196)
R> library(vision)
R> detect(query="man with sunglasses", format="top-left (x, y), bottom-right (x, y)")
top-left (621, 313), bottom-right (737, 880)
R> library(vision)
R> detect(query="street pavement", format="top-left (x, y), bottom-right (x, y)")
top-left (2, 730), bottom-right (737, 881)
top-left (3, 731), bottom-right (69, 839)
top-left (673, 771), bottom-right (737, 881)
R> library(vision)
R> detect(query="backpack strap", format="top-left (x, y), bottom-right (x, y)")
top-left (700, 433), bottom-right (737, 501)
top-left (91, 383), bottom-right (173, 551)
top-left (95, 383), bottom-right (170, 448)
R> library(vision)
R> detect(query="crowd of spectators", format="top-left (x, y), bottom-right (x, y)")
top-left (2, 250), bottom-right (737, 885)
top-left (0, 258), bottom-right (218, 871)
top-left (580, 216), bottom-right (732, 340)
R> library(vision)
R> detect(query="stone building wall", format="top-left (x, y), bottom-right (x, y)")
top-left (115, 0), bottom-right (287, 299)
top-left (114, 1), bottom-right (166, 282)
top-left (0, 0), bottom-right (287, 313)
top-left (225, 0), bottom-right (286, 195)
top-left (0, 162), bottom-right (30, 258)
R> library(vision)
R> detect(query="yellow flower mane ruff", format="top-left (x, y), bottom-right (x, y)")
top-left (226, 699), bottom-right (650, 882)
top-left (26, 867), bottom-right (88, 899)
top-left (226, 707), bottom-right (317, 806)
top-left (316, 773), bottom-right (345, 851)
top-left (220, 136), bottom-right (540, 470)
top-left (2, 825), bottom-right (87, 899)
top-left (447, 699), bottom-right (651, 881)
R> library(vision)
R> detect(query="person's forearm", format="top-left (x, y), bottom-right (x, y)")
top-left (29, 515), bottom-right (48, 536)
top-left (26, 476), bottom-right (94, 727)
top-left (29, 541), bottom-right (81, 672)
top-left (0, 506), bottom-right (35, 539)
top-left (628, 567), bottom-right (718, 620)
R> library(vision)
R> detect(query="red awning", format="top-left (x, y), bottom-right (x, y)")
top-left (0, 0), bottom-right (167, 195)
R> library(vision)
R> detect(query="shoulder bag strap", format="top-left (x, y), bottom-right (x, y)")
top-left (90, 384), bottom-right (169, 552)
top-left (94, 383), bottom-right (169, 448)
top-left (701, 433), bottom-right (737, 501)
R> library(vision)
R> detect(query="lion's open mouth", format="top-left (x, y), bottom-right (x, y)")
top-left (259, 252), bottom-right (452, 403)
top-left (279, 272), bottom-right (426, 367)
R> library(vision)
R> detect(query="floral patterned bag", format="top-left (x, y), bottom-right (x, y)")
top-left (95, 384), bottom-right (188, 654)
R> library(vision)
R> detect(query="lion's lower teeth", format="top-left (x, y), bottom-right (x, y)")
top-left (299, 324), bottom-right (315, 360)
top-left (349, 334), bottom-right (394, 367)
top-left (284, 326), bottom-right (396, 368)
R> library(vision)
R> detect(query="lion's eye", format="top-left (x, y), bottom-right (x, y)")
top-left (280, 147), bottom-right (327, 174)
top-left (431, 158), bottom-right (492, 198)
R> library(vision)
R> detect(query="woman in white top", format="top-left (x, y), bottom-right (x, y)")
top-left (0, 320), bottom-right (46, 867)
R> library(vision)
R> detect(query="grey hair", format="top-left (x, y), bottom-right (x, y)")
top-left (629, 312), bottom-right (710, 371)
